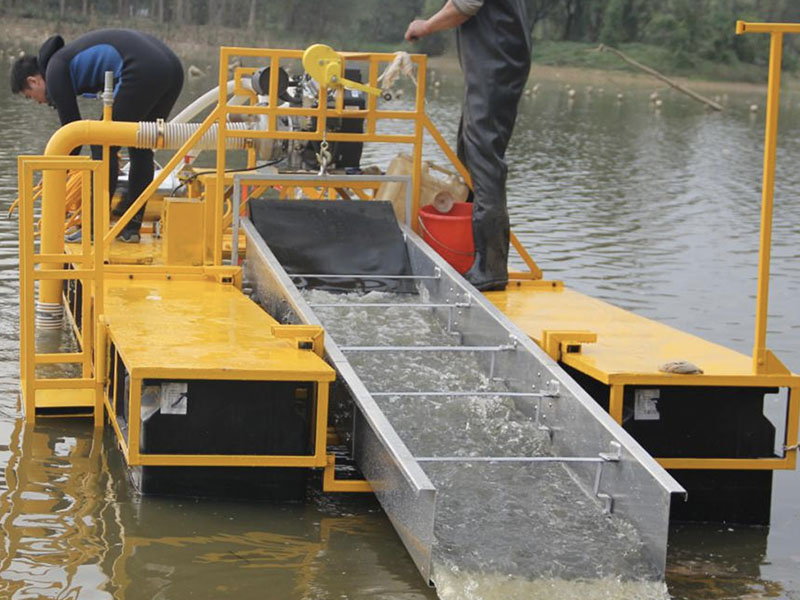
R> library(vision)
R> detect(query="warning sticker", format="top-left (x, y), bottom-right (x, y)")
top-left (634, 389), bottom-right (660, 421)
top-left (161, 382), bottom-right (189, 415)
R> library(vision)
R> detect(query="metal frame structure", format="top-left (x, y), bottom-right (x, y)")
top-left (18, 156), bottom-right (106, 425)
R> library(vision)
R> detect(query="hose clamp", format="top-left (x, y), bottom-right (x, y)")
top-left (156, 118), bottom-right (166, 149)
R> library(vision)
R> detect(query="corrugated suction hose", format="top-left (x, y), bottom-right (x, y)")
top-left (136, 121), bottom-right (252, 150)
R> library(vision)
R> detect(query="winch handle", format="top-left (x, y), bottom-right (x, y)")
top-left (302, 44), bottom-right (382, 97)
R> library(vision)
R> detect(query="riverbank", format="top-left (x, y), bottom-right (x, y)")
top-left (1, 14), bottom-right (791, 96)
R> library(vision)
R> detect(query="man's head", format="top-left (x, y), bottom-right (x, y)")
top-left (9, 55), bottom-right (47, 104)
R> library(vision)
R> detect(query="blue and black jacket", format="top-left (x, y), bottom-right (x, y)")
top-left (38, 29), bottom-right (182, 126)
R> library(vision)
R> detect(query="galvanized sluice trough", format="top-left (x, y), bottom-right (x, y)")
top-left (243, 213), bottom-right (685, 586)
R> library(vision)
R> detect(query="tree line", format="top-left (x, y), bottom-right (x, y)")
top-left (1, 0), bottom-right (797, 68)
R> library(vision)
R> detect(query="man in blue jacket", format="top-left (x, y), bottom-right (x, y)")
top-left (10, 29), bottom-right (184, 243)
top-left (406, 0), bottom-right (530, 291)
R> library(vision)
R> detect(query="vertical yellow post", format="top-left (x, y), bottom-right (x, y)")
top-left (81, 171), bottom-right (93, 380)
top-left (609, 384), bottom-right (624, 424)
top-left (367, 57), bottom-right (378, 136)
top-left (411, 55), bottom-right (427, 233)
top-left (93, 164), bottom-right (106, 427)
top-left (128, 376), bottom-right (142, 464)
top-left (215, 48), bottom-right (229, 266)
top-left (18, 161), bottom-right (36, 422)
top-left (752, 31), bottom-right (783, 374)
top-left (314, 382), bottom-right (330, 466)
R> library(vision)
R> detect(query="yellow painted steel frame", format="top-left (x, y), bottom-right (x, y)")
top-left (606, 381), bottom-right (800, 471)
top-left (736, 21), bottom-right (799, 375)
top-left (18, 156), bottom-right (106, 425)
top-left (211, 46), bottom-right (541, 277)
top-left (540, 327), bottom-right (799, 471)
top-left (102, 335), bottom-right (332, 469)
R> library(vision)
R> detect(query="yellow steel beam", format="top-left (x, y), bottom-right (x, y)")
top-left (736, 21), bottom-right (800, 34)
top-left (34, 353), bottom-right (84, 364)
top-left (133, 454), bottom-right (328, 468)
top-left (33, 378), bottom-right (96, 390)
top-left (658, 457), bottom-right (794, 470)
top-left (323, 455), bottom-right (372, 493)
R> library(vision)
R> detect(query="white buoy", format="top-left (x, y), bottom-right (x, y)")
top-left (654, 99), bottom-right (663, 108)
top-left (650, 91), bottom-right (659, 102)
top-left (532, 83), bottom-right (540, 93)
top-left (617, 92), bottom-right (624, 101)
top-left (568, 88), bottom-right (577, 99)
top-left (187, 65), bottom-right (205, 79)
top-left (750, 104), bottom-right (758, 113)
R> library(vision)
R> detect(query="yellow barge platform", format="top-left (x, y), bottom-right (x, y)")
top-left (12, 23), bottom-right (800, 584)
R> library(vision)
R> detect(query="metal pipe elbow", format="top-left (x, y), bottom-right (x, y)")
top-left (44, 120), bottom-right (141, 156)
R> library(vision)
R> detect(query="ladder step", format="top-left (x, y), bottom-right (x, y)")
top-left (35, 388), bottom-right (95, 409)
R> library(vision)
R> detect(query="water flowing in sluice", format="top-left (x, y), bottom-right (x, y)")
top-left (303, 289), bottom-right (670, 598)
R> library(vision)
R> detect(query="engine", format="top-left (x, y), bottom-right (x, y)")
top-left (250, 66), bottom-right (367, 171)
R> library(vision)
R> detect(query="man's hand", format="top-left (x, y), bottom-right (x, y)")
top-left (405, 19), bottom-right (429, 42)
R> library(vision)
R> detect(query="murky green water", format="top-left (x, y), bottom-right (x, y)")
top-left (1, 65), bottom-right (799, 599)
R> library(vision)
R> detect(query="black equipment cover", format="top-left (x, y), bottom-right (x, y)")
top-left (249, 199), bottom-right (414, 293)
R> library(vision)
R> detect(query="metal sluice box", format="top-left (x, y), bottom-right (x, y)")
top-left (242, 199), bottom-right (686, 584)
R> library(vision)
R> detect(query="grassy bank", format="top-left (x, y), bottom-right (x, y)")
top-left (0, 14), bottom-right (786, 87)
top-left (531, 40), bottom-right (775, 84)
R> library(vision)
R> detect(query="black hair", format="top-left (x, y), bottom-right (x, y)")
top-left (9, 55), bottom-right (41, 94)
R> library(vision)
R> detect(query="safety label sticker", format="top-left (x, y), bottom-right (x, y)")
top-left (634, 389), bottom-right (660, 421)
top-left (161, 382), bottom-right (189, 415)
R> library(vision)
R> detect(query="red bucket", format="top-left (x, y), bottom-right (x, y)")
top-left (418, 202), bottom-right (475, 274)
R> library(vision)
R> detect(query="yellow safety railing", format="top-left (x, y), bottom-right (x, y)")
top-left (736, 21), bottom-right (799, 376)
top-left (204, 46), bottom-right (542, 276)
top-left (18, 156), bottom-right (106, 425)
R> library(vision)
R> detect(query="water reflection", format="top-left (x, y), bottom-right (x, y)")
top-left (0, 420), bottom-right (434, 599)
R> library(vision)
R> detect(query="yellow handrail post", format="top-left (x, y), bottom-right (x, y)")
top-left (215, 47), bottom-right (229, 266)
top-left (736, 22), bottom-right (790, 374)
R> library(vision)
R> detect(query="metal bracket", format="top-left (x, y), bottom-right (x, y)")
top-left (541, 330), bottom-right (598, 362)
top-left (592, 441), bottom-right (622, 514)
top-left (596, 493), bottom-right (614, 514)
top-left (322, 454), bottom-right (372, 493)
top-left (543, 379), bottom-right (561, 398)
top-left (599, 441), bottom-right (622, 462)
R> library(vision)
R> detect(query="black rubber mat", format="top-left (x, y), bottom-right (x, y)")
top-left (249, 199), bottom-right (414, 293)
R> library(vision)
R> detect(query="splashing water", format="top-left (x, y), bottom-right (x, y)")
top-left (303, 289), bottom-right (670, 599)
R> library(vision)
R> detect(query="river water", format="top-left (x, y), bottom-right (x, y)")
top-left (0, 65), bottom-right (799, 599)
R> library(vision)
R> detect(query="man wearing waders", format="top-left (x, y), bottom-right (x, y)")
top-left (10, 29), bottom-right (184, 243)
top-left (405, 0), bottom-right (530, 291)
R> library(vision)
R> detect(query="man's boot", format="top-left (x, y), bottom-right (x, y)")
top-left (464, 215), bottom-right (509, 291)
